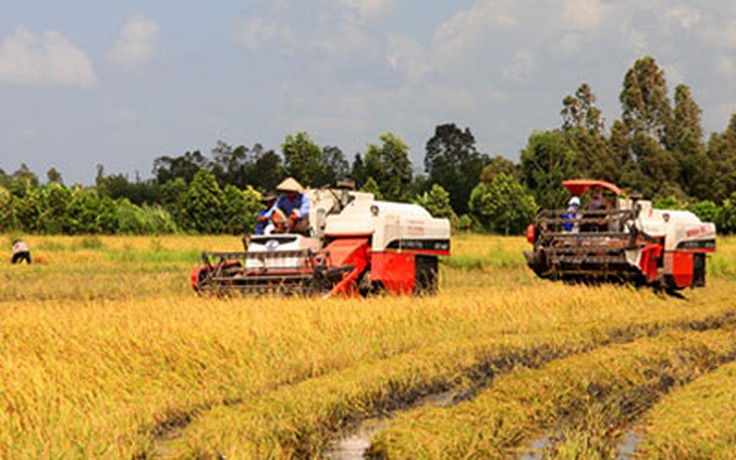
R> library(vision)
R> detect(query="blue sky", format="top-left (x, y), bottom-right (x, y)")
top-left (1, 1), bottom-right (736, 185)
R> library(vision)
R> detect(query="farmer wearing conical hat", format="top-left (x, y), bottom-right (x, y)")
top-left (265, 177), bottom-right (310, 234)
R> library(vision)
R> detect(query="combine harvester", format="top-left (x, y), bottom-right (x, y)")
top-left (192, 187), bottom-right (451, 297)
top-left (525, 179), bottom-right (716, 291)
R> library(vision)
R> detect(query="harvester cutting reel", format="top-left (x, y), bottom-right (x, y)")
top-left (192, 248), bottom-right (357, 297)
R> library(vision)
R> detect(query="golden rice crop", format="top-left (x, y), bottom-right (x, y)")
top-left (367, 328), bottom-right (736, 459)
top-left (0, 233), bottom-right (734, 458)
top-left (636, 359), bottom-right (736, 459)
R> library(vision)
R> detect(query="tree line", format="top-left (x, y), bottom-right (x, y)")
top-left (1, 56), bottom-right (736, 236)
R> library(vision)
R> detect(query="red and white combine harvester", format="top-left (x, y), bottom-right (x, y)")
top-left (192, 188), bottom-right (451, 297)
top-left (525, 179), bottom-right (717, 291)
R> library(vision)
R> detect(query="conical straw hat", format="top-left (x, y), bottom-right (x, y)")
top-left (276, 177), bottom-right (304, 193)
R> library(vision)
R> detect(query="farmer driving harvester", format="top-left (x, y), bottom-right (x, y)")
top-left (262, 177), bottom-right (311, 235)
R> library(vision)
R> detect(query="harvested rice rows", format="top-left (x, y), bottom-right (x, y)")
top-left (0, 234), bottom-right (734, 459)
top-left (635, 359), bottom-right (736, 459)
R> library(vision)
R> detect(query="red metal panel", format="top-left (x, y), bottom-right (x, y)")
top-left (324, 238), bottom-right (371, 297)
top-left (671, 251), bottom-right (694, 288)
top-left (371, 252), bottom-right (416, 295)
top-left (561, 179), bottom-right (622, 196)
top-left (325, 238), bottom-right (371, 266)
top-left (638, 242), bottom-right (663, 283)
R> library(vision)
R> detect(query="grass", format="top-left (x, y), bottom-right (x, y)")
top-left (0, 233), bottom-right (734, 458)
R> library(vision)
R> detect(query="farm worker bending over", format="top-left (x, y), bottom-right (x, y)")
top-left (267, 177), bottom-right (310, 234)
top-left (11, 239), bottom-right (31, 264)
top-left (255, 190), bottom-right (278, 235)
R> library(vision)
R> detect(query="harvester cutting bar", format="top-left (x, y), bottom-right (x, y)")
top-left (202, 249), bottom-right (318, 268)
top-left (541, 231), bottom-right (635, 239)
top-left (196, 249), bottom-right (324, 296)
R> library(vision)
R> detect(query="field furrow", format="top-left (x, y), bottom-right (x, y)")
top-left (366, 328), bottom-right (736, 459)
top-left (633, 358), bottom-right (736, 459)
top-left (152, 302), bottom-right (736, 459)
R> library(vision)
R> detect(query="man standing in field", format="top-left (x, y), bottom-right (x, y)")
top-left (11, 239), bottom-right (31, 264)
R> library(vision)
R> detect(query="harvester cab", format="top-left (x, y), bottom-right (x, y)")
top-left (192, 188), bottom-right (451, 297)
top-left (524, 179), bottom-right (716, 291)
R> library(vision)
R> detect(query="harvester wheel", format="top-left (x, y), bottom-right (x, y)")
top-left (356, 270), bottom-right (386, 297)
top-left (414, 256), bottom-right (438, 295)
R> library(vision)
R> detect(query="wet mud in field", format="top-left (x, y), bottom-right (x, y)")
top-left (147, 309), bottom-right (736, 459)
top-left (327, 316), bottom-right (736, 460)
top-left (325, 391), bottom-right (457, 460)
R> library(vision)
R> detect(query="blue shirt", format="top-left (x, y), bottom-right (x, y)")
top-left (563, 207), bottom-right (579, 232)
top-left (267, 194), bottom-right (310, 220)
top-left (255, 208), bottom-right (269, 235)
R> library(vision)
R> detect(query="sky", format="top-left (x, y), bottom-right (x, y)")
top-left (1, 0), bottom-right (736, 185)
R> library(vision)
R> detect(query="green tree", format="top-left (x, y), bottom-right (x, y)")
top-left (46, 167), bottom-right (63, 185)
top-left (706, 113), bottom-right (736, 202)
top-left (13, 187), bottom-right (43, 232)
top-left (180, 168), bottom-right (225, 233)
top-left (158, 178), bottom-right (187, 222)
top-left (0, 186), bottom-right (14, 232)
top-left (39, 182), bottom-right (72, 233)
top-left (561, 83), bottom-right (604, 135)
top-left (480, 155), bottom-right (521, 184)
top-left (689, 200), bottom-right (719, 224)
top-left (671, 84), bottom-right (708, 198)
top-left (468, 173), bottom-right (537, 235)
top-left (560, 83), bottom-right (617, 181)
top-left (620, 56), bottom-right (673, 145)
top-left (716, 192), bottom-right (736, 234)
top-left (282, 131), bottom-right (324, 186)
top-left (630, 132), bottom-right (682, 199)
top-left (153, 150), bottom-right (210, 184)
top-left (251, 147), bottom-right (286, 191)
top-left (350, 153), bottom-right (368, 188)
top-left (424, 123), bottom-right (488, 214)
top-left (414, 184), bottom-right (455, 220)
top-left (652, 195), bottom-right (685, 211)
top-left (363, 132), bottom-right (413, 201)
top-left (521, 131), bottom-right (576, 209)
top-left (608, 120), bottom-right (636, 187)
top-left (221, 185), bottom-right (262, 235)
top-left (63, 187), bottom-right (118, 234)
top-left (211, 141), bottom-right (249, 187)
top-left (360, 177), bottom-right (383, 200)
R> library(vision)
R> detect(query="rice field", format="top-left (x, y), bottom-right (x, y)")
top-left (0, 233), bottom-right (735, 459)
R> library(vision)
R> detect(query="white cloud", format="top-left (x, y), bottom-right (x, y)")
top-left (0, 26), bottom-right (96, 87)
top-left (663, 5), bottom-right (701, 30)
top-left (232, 16), bottom-right (293, 51)
top-left (18, 128), bottom-right (38, 141)
top-left (503, 48), bottom-right (535, 82)
top-left (548, 32), bottom-right (582, 59)
top-left (715, 55), bottom-right (736, 78)
top-left (335, 0), bottom-right (395, 21)
top-left (107, 108), bottom-right (139, 126)
top-left (386, 34), bottom-right (432, 83)
top-left (701, 18), bottom-right (736, 51)
top-left (559, 0), bottom-right (606, 30)
top-left (107, 16), bottom-right (160, 70)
